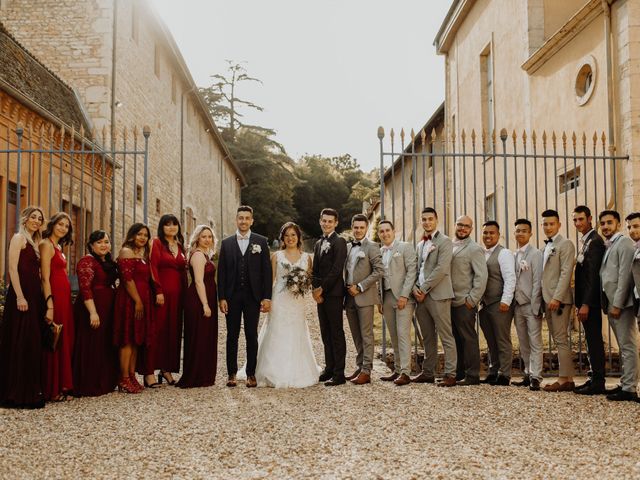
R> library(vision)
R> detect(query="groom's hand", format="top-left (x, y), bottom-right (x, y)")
top-left (347, 285), bottom-right (359, 297)
top-left (219, 299), bottom-right (229, 314)
top-left (260, 299), bottom-right (271, 313)
top-left (312, 287), bottom-right (324, 304)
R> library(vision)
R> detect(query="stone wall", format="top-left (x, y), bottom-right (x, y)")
top-left (1, 0), bottom-right (242, 247)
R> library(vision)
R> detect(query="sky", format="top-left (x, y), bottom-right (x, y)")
top-left (154, 1), bottom-right (452, 172)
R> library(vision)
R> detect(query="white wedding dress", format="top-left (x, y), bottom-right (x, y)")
top-left (253, 250), bottom-right (320, 388)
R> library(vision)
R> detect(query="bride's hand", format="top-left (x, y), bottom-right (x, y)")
top-left (260, 299), bottom-right (271, 313)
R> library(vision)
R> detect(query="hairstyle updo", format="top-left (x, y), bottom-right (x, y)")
top-left (279, 222), bottom-right (303, 250)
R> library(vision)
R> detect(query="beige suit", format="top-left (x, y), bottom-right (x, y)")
top-left (380, 240), bottom-right (417, 376)
top-left (345, 238), bottom-right (384, 374)
top-left (541, 234), bottom-right (575, 377)
top-left (415, 231), bottom-right (457, 377)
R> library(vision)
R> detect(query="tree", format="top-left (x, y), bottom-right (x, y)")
top-left (199, 61), bottom-right (297, 240)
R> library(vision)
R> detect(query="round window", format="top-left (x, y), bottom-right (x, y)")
top-left (574, 56), bottom-right (597, 106)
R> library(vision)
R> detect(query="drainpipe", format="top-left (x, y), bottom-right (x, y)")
top-left (602, 0), bottom-right (617, 208)
top-left (109, 0), bottom-right (118, 239)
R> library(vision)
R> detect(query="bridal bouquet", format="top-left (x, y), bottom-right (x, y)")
top-left (281, 263), bottom-right (312, 298)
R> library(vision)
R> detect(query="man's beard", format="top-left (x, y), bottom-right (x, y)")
top-left (455, 233), bottom-right (469, 240)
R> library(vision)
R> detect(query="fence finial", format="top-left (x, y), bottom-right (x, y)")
top-left (522, 129), bottom-right (527, 144)
top-left (430, 128), bottom-right (437, 145)
top-left (551, 131), bottom-right (557, 148)
top-left (390, 128), bottom-right (395, 141)
top-left (377, 126), bottom-right (384, 139)
top-left (143, 125), bottom-right (151, 138)
top-left (499, 128), bottom-right (508, 142)
top-left (542, 130), bottom-right (547, 147)
top-left (123, 126), bottom-right (128, 141)
top-left (571, 131), bottom-right (577, 148)
top-left (400, 128), bottom-right (405, 143)
top-left (511, 129), bottom-right (517, 147)
top-left (561, 131), bottom-right (567, 149)
top-left (420, 129), bottom-right (426, 145)
top-left (461, 128), bottom-right (466, 145)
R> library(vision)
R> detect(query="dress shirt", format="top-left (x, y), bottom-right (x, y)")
top-left (417, 230), bottom-right (437, 285)
top-left (346, 242), bottom-right (362, 285)
top-left (577, 229), bottom-right (595, 263)
top-left (236, 229), bottom-right (251, 255)
top-left (515, 243), bottom-right (529, 264)
top-left (452, 237), bottom-right (466, 255)
top-left (543, 233), bottom-right (560, 266)
top-left (381, 240), bottom-right (396, 290)
top-left (485, 244), bottom-right (516, 305)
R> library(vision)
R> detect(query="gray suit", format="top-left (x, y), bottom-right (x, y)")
top-left (345, 238), bottom-right (384, 374)
top-left (599, 234), bottom-right (639, 392)
top-left (541, 234), bottom-right (575, 377)
top-left (450, 238), bottom-right (487, 380)
top-left (513, 244), bottom-right (544, 380)
top-left (380, 241), bottom-right (417, 375)
top-left (415, 231), bottom-right (457, 377)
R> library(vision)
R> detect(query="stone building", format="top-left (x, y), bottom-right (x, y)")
top-left (1, 0), bottom-right (246, 246)
top-left (0, 22), bottom-right (114, 277)
top-left (434, 0), bottom-right (640, 231)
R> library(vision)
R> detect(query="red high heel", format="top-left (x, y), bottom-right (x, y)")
top-left (117, 377), bottom-right (140, 394)
top-left (129, 375), bottom-right (144, 392)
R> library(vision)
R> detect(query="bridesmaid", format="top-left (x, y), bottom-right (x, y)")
top-left (72, 231), bottom-right (119, 396)
top-left (40, 211), bottom-right (75, 402)
top-left (0, 206), bottom-right (45, 408)
top-left (149, 214), bottom-right (187, 386)
top-left (113, 223), bottom-right (153, 393)
top-left (177, 225), bottom-right (218, 388)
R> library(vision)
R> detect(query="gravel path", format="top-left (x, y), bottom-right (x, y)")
top-left (1, 297), bottom-right (639, 479)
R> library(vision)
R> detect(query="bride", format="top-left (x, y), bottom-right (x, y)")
top-left (253, 222), bottom-right (320, 388)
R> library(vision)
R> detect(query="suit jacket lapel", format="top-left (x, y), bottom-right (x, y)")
top-left (453, 238), bottom-right (469, 257)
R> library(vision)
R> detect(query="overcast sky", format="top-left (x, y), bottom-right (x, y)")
top-left (154, 1), bottom-right (452, 172)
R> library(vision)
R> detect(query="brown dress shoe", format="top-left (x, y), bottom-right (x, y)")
top-left (393, 373), bottom-right (411, 386)
top-left (345, 369), bottom-right (361, 381)
top-left (246, 376), bottom-right (257, 388)
top-left (543, 381), bottom-right (575, 392)
top-left (411, 373), bottom-right (435, 383)
top-left (226, 375), bottom-right (237, 387)
top-left (351, 372), bottom-right (371, 385)
top-left (437, 375), bottom-right (456, 387)
top-left (381, 372), bottom-right (400, 382)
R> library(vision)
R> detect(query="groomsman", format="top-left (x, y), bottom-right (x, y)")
top-left (540, 209), bottom-right (576, 392)
top-left (599, 210), bottom-right (638, 402)
top-left (572, 205), bottom-right (607, 395)
top-left (479, 221), bottom-right (516, 386)
top-left (512, 219), bottom-right (544, 391)
top-left (377, 220), bottom-right (417, 386)
top-left (312, 208), bottom-right (348, 386)
top-left (627, 212), bottom-right (640, 321)
top-left (344, 214), bottom-right (384, 385)
top-left (450, 215), bottom-right (487, 386)
top-left (412, 208), bottom-right (457, 387)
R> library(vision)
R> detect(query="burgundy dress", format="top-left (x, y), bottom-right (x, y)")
top-left (177, 257), bottom-right (218, 388)
top-left (113, 258), bottom-right (153, 349)
top-left (0, 243), bottom-right (45, 408)
top-left (72, 255), bottom-right (118, 396)
top-left (42, 240), bottom-right (74, 400)
top-left (150, 238), bottom-right (187, 373)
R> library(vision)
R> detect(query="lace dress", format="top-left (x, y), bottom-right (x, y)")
top-left (254, 251), bottom-right (319, 388)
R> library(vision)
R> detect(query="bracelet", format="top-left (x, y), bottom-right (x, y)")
top-left (47, 307), bottom-right (53, 310)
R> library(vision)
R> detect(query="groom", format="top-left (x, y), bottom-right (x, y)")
top-left (313, 208), bottom-right (348, 386)
top-left (217, 205), bottom-right (272, 388)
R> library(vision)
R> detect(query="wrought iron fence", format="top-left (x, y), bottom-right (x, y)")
top-left (1, 123), bottom-right (150, 286)
top-left (376, 126), bottom-right (631, 376)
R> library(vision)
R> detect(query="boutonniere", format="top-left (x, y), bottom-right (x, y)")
top-left (320, 240), bottom-right (330, 254)
top-left (356, 251), bottom-right (366, 259)
top-left (634, 249), bottom-right (640, 260)
top-left (577, 253), bottom-right (585, 264)
top-left (519, 259), bottom-right (530, 271)
top-left (549, 246), bottom-right (557, 256)
top-left (427, 245), bottom-right (437, 253)
top-left (392, 251), bottom-right (402, 258)
top-left (251, 244), bottom-right (262, 254)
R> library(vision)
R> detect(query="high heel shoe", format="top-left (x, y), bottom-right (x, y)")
top-left (129, 375), bottom-right (144, 392)
top-left (158, 370), bottom-right (176, 386)
top-left (143, 374), bottom-right (161, 389)
top-left (118, 377), bottom-right (140, 394)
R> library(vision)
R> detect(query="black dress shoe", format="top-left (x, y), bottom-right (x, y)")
top-left (529, 378), bottom-right (541, 391)
top-left (324, 377), bottom-right (346, 387)
top-left (574, 384), bottom-right (606, 396)
top-left (606, 390), bottom-right (638, 402)
top-left (319, 371), bottom-right (333, 382)
top-left (481, 374), bottom-right (498, 384)
top-left (455, 372), bottom-right (465, 381)
top-left (605, 385), bottom-right (622, 395)
top-left (380, 372), bottom-right (400, 382)
top-left (492, 375), bottom-right (510, 386)
top-left (512, 376), bottom-right (530, 387)
top-left (457, 377), bottom-right (480, 386)
top-left (574, 379), bottom-right (592, 391)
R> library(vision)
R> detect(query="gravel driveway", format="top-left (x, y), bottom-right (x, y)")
top-left (1, 297), bottom-right (639, 479)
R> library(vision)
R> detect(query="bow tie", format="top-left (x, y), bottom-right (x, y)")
top-left (351, 241), bottom-right (362, 247)
top-left (544, 238), bottom-right (553, 245)
top-left (322, 235), bottom-right (330, 241)
top-left (485, 249), bottom-right (493, 254)
top-left (381, 245), bottom-right (392, 251)
top-left (237, 235), bottom-right (249, 241)
top-left (423, 234), bottom-right (432, 242)
top-left (605, 239), bottom-right (613, 249)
